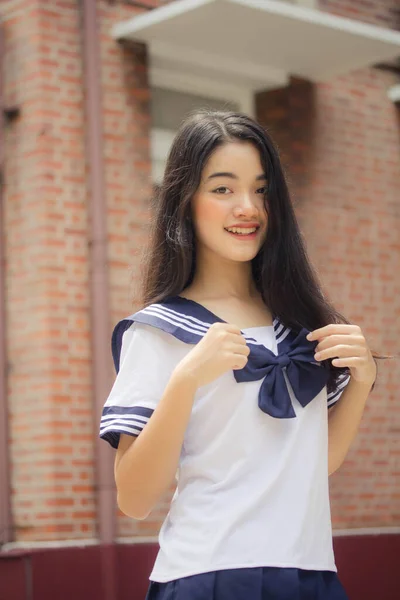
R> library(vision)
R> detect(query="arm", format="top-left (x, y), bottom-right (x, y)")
top-left (112, 322), bottom-right (249, 520)
top-left (115, 367), bottom-right (198, 520)
top-left (307, 323), bottom-right (377, 476)
top-left (327, 376), bottom-right (373, 475)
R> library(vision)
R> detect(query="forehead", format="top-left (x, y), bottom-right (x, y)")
top-left (203, 142), bottom-right (263, 176)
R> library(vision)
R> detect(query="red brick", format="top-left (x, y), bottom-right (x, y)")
top-left (256, 67), bottom-right (400, 530)
top-left (3, 0), bottom-right (399, 545)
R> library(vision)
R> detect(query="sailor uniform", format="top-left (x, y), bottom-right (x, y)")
top-left (100, 296), bottom-right (350, 599)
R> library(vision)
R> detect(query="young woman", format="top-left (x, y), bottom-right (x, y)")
top-left (100, 111), bottom-right (378, 599)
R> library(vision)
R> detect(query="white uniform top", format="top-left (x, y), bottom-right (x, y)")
top-left (100, 300), bottom-right (350, 583)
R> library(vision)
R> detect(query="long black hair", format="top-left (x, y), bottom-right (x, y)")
top-left (141, 109), bottom-right (381, 392)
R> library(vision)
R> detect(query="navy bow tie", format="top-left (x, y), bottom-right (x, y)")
top-left (235, 327), bottom-right (330, 418)
top-left (112, 298), bottom-right (330, 420)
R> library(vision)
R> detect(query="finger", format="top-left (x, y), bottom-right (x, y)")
top-left (222, 323), bottom-right (243, 335)
top-left (232, 353), bottom-right (248, 370)
top-left (315, 335), bottom-right (365, 352)
top-left (227, 332), bottom-right (248, 346)
top-left (210, 322), bottom-right (242, 335)
top-left (228, 341), bottom-right (250, 355)
top-left (332, 357), bottom-right (365, 367)
top-left (308, 324), bottom-right (361, 341)
top-left (315, 345), bottom-right (366, 362)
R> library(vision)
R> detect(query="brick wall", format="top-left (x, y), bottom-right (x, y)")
top-left (320, 0), bottom-right (400, 29)
top-left (256, 68), bottom-right (400, 528)
top-left (1, 0), bottom-right (158, 545)
top-left (2, 0), bottom-right (95, 541)
top-left (2, 0), bottom-right (399, 545)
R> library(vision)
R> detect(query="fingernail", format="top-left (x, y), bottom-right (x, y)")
top-left (307, 333), bottom-right (312, 340)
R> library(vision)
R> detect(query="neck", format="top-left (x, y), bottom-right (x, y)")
top-left (187, 249), bottom-right (258, 301)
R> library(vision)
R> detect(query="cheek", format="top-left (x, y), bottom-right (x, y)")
top-left (193, 198), bottom-right (227, 231)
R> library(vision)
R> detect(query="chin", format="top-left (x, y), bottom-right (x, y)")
top-left (201, 238), bottom-right (263, 263)
top-left (222, 249), bottom-right (260, 263)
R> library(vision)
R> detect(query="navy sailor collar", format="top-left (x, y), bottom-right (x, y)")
top-left (112, 296), bottom-right (330, 419)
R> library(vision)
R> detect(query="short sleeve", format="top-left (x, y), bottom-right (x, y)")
top-left (99, 321), bottom-right (188, 449)
top-left (327, 371), bottom-right (351, 409)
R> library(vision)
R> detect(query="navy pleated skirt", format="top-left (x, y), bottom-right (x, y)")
top-left (145, 567), bottom-right (349, 600)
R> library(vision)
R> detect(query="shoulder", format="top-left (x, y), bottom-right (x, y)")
top-left (112, 315), bottom-right (190, 374)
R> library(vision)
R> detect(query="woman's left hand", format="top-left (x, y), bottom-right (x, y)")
top-left (307, 324), bottom-right (377, 387)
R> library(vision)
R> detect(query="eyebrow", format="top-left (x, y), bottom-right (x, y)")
top-left (206, 172), bottom-right (267, 181)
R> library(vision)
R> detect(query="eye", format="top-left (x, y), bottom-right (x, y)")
top-left (256, 186), bottom-right (268, 194)
top-left (212, 186), bottom-right (231, 194)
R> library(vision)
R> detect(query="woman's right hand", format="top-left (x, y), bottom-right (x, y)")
top-left (175, 322), bottom-right (250, 388)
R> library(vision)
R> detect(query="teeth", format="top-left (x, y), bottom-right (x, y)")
top-left (226, 227), bottom-right (257, 234)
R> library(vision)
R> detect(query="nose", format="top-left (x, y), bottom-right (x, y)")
top-left (233, 194), bottom-right (259, 218)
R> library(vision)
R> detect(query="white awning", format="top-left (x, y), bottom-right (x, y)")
top-left (112, 0), bottom-right (400, 92)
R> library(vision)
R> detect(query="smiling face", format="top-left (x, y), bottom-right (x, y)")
top-left (191, 141), bottom-right (268, 264)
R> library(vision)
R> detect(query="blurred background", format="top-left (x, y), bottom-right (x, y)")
top-left (0, 0), bottom-right (399, 599)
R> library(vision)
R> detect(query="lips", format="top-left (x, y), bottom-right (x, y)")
top-left (225, 223), bottom-right (260, 229)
